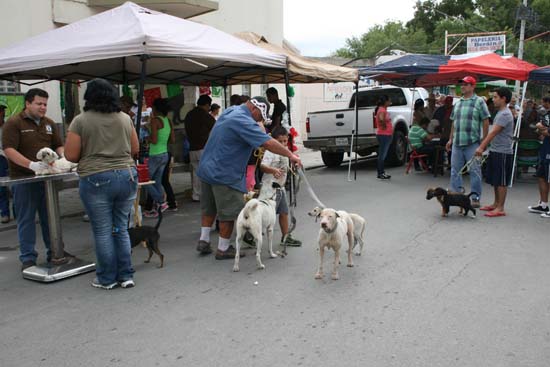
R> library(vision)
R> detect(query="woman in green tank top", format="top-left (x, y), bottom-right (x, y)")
top-left (145, 98), bottom-right (175, 216)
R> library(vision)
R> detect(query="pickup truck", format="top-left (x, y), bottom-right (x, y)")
top-left (304, 85), bottom-right (428, 167)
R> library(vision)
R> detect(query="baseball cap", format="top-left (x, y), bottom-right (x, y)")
top-left (460, 76), bottom-right (477, 86)
top-left (0, 96), bottom-right (7, 108)
top-left (250, 96), bottom-right (270, 121)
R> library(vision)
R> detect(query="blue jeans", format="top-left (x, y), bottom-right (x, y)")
top-left (0, 156), bottom-right (9, 217)
top-left (376, 134), bottom-right (393, 175)
top-left (147, 153), bottom-right (169, 204)
top-left (12, 182), bottom-right (51, 263)
top-left (79, 168), bottom-right (138, 285)
top-left (450, 143), bottom-right (481, 200)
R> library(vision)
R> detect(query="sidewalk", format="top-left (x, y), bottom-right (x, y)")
top-left (0, 147), bottom-right (326, 232)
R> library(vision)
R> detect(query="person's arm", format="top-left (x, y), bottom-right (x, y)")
top-left (445, 122), bottom-right (454, 151)
top-left (130, 128), bottom-right (139, 158)
top-left (475, 124), bottom-right (504, 156)
top-left (4, 147), bottom-right (33, 169)
top-left (64, 131), bottom-right (81, 162)
top-left (482, 118), bottom-right (490, 139)
top-left (262, 138), bottom-right (302, 167)
top-left (260, 163), bottom-right (284, 179)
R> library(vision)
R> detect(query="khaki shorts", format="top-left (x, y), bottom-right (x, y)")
top-left (201, 181), bottom-right (245, 221)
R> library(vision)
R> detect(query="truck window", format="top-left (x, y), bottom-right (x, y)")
top-left (349, 88), bottom-right (407, 109)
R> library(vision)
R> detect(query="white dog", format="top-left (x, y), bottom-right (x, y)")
top-left (308, 206), bottom-right (366, 255)
top-left (35, 147), bottom-right (77, 175)
top-left (233, 196), bottom-right (278, 272)
top-left (315, 208), bottom-right (355, 280)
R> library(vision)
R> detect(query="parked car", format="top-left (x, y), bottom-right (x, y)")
top-left (304, 85), bottom-right (429, 167)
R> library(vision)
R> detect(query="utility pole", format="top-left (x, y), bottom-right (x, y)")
top-left (515, 0), bottom-right (528, 93)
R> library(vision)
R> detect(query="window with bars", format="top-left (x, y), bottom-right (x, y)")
top-left (0, 81), bottom-right (19, 94)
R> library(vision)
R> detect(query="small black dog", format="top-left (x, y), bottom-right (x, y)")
top-left (128, 209), bottom-right (164, 268)
top-left (426, 187), bottom-right (477, 217)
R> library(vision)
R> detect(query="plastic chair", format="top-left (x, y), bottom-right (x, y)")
top-left (405, 137), bottom-right (430, 174)
top-left (516, 139), bottom-right (541, 177)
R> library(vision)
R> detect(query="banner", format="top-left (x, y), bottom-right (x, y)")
top-left (467, 34), bottom-right (506, 53)
top-left (323, 82), bottom-right (354, 102)
top-left (0, 94), bottom-right (24, 119)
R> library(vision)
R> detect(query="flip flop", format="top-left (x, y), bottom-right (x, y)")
top-left (480, 205), bottom-right (496, 211)
top-left (484, 211), bottom-right (506, 217)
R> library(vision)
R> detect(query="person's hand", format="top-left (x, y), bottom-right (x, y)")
top-left (445, 140), bottom-right (452, 152)
top-left (28, 161), bottom-right (49, 173)
top-left (273, 168), bottom-right (283, 179)
top-left (289, 154), bottom-right (302, 168)
top-left (475, 146), bottom-right (484, 156)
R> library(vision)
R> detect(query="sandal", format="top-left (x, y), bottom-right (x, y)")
top-left (484, 211), bottom-right (506, 217)
top-left (480, 205), bottom-right (496, 211)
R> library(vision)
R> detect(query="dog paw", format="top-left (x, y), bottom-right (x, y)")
top-left (232, 265), bottom-right (240, 272)
top-left (157, 264), bottom-right (163, 269)
top-left (331, 273), bottom-right (340, 280)
top-left (347, 263), bottom-right (354, 267)
top-left (314, 272), bottom-right (323, 279)
top-left (269, 253), bottom-right (278, 258)
top-left (354, 251), bottom-right (361, 256)
top-left (276, 250), bottom-right (286, 258)
top-left (257, 264), bottom-right (265, 270)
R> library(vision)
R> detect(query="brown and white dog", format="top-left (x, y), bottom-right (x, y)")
top-left (35, 147), bottom-right (77, 175)
top-left (308, 206), bottom-right (366, 256)
top-left (315, 208), bottom-right (355, 280)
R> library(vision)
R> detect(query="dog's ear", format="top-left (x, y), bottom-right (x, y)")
top-left (335, 212), bottom-right (340, 218)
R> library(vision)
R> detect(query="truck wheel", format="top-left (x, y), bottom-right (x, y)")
top-left (386, 131), bottom-right (407, 166)
top-left (321, 152), bottom-right (344, 167)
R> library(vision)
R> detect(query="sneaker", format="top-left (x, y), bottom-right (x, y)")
top-left (284, 234), bottom-right (302, 247)
top-left (471, 200), bottom-right (481, 209)
top-left (196, 240), bottom-right (212, 254)
top-left (21, 260), bottom-right (36, 271)
top-left (215, 245), bottom-right (245, 260)
top-left (119, 279), bottom-right (135, 288)
top-left (1, 215), bottom-right (9, 224)
top-left (377, 173), bottom-right (391, 180)
top-left (143, 209), bottom-right (159, 218)
top-left (167, 205), bottom-right (178, 212)
top-left (159, 202), bottom-right (169, 213)
top-left (541, 212), bottom-right (550, 218)
top-left (91, 278), bottom-right (118, 290)
top-left (528, 204), bottom-right (549, 214)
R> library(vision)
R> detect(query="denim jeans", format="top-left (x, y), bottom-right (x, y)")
top-left (450, 143), bottom-right (481, 200)
top-left (147, 153), bottom-right (169, 204)
top-left (0, 156), bottom-right (9, 217)
top-left (79, 168), bottom-right (138, 285)
top-left (376, 134), bottom-right (393, 175)
top-left (12, 182), bottom-right (51, 263)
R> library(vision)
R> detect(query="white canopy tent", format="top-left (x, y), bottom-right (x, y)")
top-left (0, 1), bottom-right (287, 86)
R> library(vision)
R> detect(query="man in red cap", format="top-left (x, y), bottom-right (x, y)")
top-left (445, 76), bottom-right (491, 207)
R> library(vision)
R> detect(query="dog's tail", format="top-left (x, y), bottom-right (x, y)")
top-left (243, 200), bottom-right (259, 217)
top-left (155, 206), bottom-right (163, 230)
top-left (467, 192), bottom-right (479, 199)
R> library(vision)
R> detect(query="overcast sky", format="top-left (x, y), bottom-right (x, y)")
top-left (284, 0), bottom-right (418, 56)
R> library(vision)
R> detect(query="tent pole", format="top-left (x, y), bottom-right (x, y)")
top-left (284, 69), bottom-right (295, 207)
top-left (510, 81), bottom-right (528, 188)
top-left (284, 70), bottom-right (292, 126)
top-left (354, 80), bottom-right (359, 180)
top-left (223, 81), bottom-right (228, 109)
top-left (135, 55), bottom-right (148, 161)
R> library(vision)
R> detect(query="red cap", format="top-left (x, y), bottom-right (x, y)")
top-left (461, 76), bottom-right (477, 85)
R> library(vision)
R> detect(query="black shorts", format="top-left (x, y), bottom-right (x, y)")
top-left (484, 151), bottom-right (513, 187)
top-left (536, 159), bottom-right (550, 182)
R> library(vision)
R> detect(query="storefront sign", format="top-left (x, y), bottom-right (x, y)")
top-left (467, 34), bottom-right (506, 53)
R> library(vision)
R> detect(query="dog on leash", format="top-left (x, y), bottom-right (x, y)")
top-left (308, 206), bottom-right (366, 256)
top-left (315, 208), bottom-right (355, 280)
top-left (128, 209), bottom-right (164, 268)
top-left (426, 187), bottom-right (477, 217)
top-left (233, 193), bottom-right (278, 272)
top-left (35, 147), bottom-right (77, 175)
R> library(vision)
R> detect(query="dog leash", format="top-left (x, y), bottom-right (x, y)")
top-left (297, 167), bottom-right (326, 208)
top-left (459, 154), bottom-right (488, 176)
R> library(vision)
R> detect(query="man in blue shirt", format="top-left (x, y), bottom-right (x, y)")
top-left (196, 96), bottom-right (302, 259)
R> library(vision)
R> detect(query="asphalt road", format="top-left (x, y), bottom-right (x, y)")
top-left (0, 160), bottom-right (548, 367)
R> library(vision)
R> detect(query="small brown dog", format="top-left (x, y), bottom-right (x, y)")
top-left (426, 187), bottom-right (477, 217)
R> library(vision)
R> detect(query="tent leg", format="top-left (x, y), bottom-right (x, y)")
top-left (510, 81), bottom-right (529, 188)
top-left (354, 81), bottom-right (359, 180)
top-left (135, 55), bottom-right (148, 161)
top-left (223, 83), bottom-right (228, 109)
top-left (284, 70), bottom-right (295, 207)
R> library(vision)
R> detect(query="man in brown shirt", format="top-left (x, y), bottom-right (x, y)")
top-left (2, 88), bottom-right (64, 270)
top-left (184, 94), bottom-right (215, 201)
